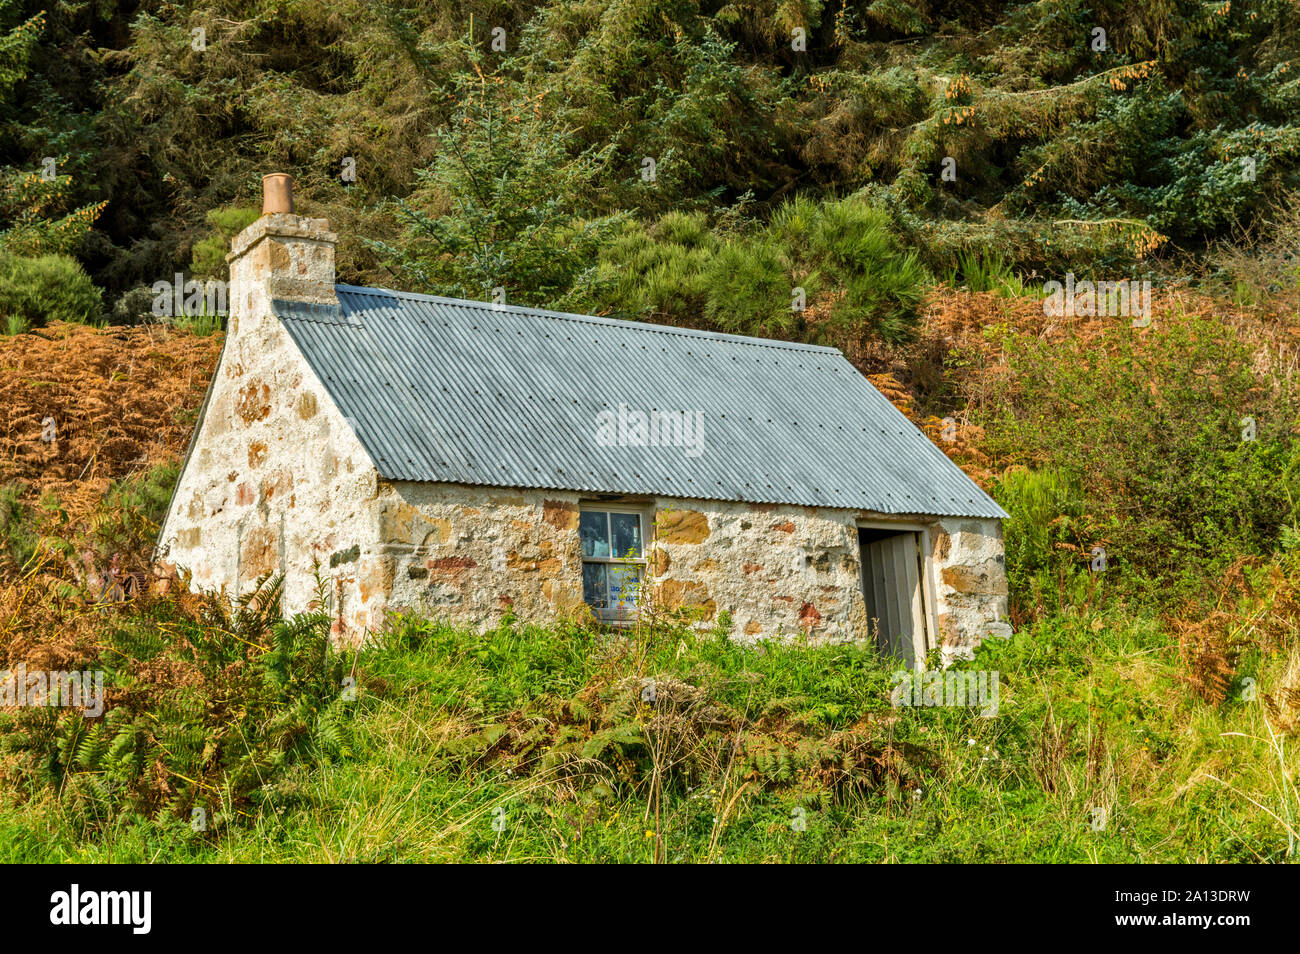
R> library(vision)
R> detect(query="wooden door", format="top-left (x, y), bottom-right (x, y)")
top-left (860, 531), bottom-right (925, 666)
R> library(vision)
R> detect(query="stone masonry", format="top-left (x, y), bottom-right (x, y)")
top-left (158, 205), bottom-right (1009, 662)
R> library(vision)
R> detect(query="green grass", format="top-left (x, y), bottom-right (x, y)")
top-left (944, 250), bottom-right (1034, 297)
top-left (2, 598), bottom-right (1295, 863)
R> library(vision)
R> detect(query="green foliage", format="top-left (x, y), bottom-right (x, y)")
top-left (588, 194), bottom-right (930, 346)
top-left (0, 166), bottom-right (107, 257)
top-left (81, 463), bottom-right (182, 572)
top-left (0, 251), bottom-right (102, 331)
top-left (368, 45), bottom-right (626, 308)
top-left (993, 468), bottom-right (1091, 613)
top-left (983, 315), bottom-right (1300, 598)
top-left (190, 206), bottom-right (259, 279)
top-left (167, 311), bottom-right (225, 337)
top-left (0, 0), bottom-right (1289, 302)
top-left (376, 612), bottom-right (915, 813)
top-left (524, 2), bottom-right (796, 214)
top-left (0, 483), bottom-right (38, 570)
top-left (947, 249), bottom-right (1031, 296)
top-left (0, 1), bottom-right (107, 259)
top-left (0, 1), bottom-right (40, 105)
top-left (6, 589), bottom-right (1299, 861)
top-left (1, 575), bottom-right (356, 832)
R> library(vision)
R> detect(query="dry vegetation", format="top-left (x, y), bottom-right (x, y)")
top-left (869, 286), bottom-right (1300, 487)
top-left (0, 321), bottom-right (221, 521)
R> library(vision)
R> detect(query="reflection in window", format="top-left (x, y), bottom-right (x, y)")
top-left (579, 509), bottom-right (646, 621)
top-left (582, 562), bottom-right (608, 608)
top-left (610, 512), bottom-right (642, 558)
top-left (580, 510), bottom-right (610, 558)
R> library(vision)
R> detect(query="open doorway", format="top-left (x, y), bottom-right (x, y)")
top-left (858, 526), bottom-right (931, 667)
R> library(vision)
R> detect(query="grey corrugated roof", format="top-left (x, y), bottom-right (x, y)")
top-left (272, 285), bottom-right (1006, 518)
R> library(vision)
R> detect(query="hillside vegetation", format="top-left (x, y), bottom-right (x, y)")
top-left (2, 0), bottom-right (1298, 316)
top-left (0, 0), bottom-right (1298, 862)
top-left (2, 282), bottom-right (1298, 862)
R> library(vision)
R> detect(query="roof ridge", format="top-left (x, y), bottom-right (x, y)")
top-left (333, 283), bottom-right (843, 355)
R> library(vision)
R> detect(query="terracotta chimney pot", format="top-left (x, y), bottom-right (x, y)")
top-left (262, 173), bottom-right (293, 214)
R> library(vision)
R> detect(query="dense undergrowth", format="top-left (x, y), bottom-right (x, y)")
top-left (2, 278), bottom-right (1298, 862)
top-left (1, 0), bottom-right (1298, 864)
top-left (4, 0), bottom-right (1299, 327)
top-left (2, 567), bottom-right (1299, 862)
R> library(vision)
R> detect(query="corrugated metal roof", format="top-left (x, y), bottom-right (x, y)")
top-left (272, 285), bottom-right (1006, 519)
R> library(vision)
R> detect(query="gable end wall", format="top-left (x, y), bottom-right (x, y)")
top-left (158, 283), bottom-right (385, 633)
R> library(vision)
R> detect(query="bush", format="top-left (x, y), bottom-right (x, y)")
top-left (370, 46), bottom-right (626, 308)
top-left (189, 206), bottom-right (259, 279)
top-left (590, 195), bottom-right (932, 347)
top-left (0, 575), bottom-right (355, 831)
top-left (982, 314), bottom-right (1300, 599)
top-left (993, 468), bottom-right (1090, 616)
top-left (110, 285), bottom-right (158, 325)
top-left (0, 252), bottom-right (102, 332)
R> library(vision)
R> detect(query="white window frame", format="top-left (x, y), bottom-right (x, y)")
top-left (579, 506), bottom-right (649, 622)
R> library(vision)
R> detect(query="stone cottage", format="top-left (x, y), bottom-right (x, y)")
top-left (157, 175), bottom-right (1010, 665)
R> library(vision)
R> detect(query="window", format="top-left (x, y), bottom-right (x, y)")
top-left (579, 508), bottom-right (646, 621)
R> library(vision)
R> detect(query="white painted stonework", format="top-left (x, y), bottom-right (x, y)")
top-left (158, 211), bottom-right (1009, 661)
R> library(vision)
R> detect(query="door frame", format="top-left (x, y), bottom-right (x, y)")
top-left (856, 519), bottom-right (940, 668)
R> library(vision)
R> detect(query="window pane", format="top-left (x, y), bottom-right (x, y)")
top-left (580, 511), bottom-right (610, 558)
top-left (610, 512), bottom-right (642, 558)
top-left (608, 564), bottom-right (643, 613)
top-left (582, 562), bottom-right (608, 608)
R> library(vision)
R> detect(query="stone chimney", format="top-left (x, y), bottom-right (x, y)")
top-left (226, 173), bottom-right (337, 334)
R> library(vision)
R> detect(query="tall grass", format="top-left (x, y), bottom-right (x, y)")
top-left (2, 573), bottom-right (1298, 862)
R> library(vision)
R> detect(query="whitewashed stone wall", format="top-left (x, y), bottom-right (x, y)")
top-left (158, 214), bottom-right (389, 636)
top-left (930, 516), bottom-right (1010, 662)
top-left (158, 211), bottom-right (1010, 659)
top-left (376, 483), bottom-right (589, 625)
top-left (373, 483), bottom-right (1009, 659)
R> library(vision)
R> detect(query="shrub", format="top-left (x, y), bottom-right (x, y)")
top-left (110, 285), bottom-right (158, 325)
top-left (591, 195), bottom-right (932, 347)
top-left (1205, 193), bottom-right (1300, 318)
top-left (189, 206), bottom-right (259, 279)
top-left (993, 467), bottom-right (1090, 616)
top-left (982, 314), bottom-right (1300, 599)
top-left (0, 252), bottom-right (102, 332)
top-left (370, 46), bottom-right (626, 308)
top-left (0, 575), bottom-right (355, 831)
